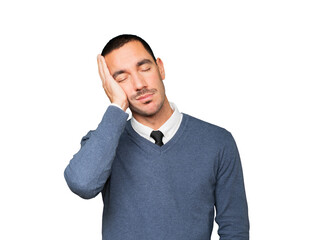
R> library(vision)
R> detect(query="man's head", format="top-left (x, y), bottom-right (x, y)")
top-left (101, 34), bottom-right (157, 63)
top-left (101, 34), bottom-right (168, 119)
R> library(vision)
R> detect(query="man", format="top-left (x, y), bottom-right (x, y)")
top-left (64, 34), bottom-right (249, 239)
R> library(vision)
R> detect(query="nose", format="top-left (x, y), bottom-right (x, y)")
top-left (132, 72), bottom-right (147, 91)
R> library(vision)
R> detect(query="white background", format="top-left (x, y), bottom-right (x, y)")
top-left (1, 0), bottom-right (330, 239)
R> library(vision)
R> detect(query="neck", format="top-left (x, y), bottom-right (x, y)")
top-left (132, 97), bottom-right (174, 130)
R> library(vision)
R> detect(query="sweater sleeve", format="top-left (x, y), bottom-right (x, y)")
top-left (214, 131), bottom-right (249, 240)
top-left (64, 105), bottom-right (129, 199)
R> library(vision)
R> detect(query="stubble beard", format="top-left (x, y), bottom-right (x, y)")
top-left (129, 92), bottom-right (165, 118)
top-left (129, 72), bottom-right (166, 118)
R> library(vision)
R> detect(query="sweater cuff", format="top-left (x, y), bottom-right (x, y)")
top-left (95, 105), bottom-right (129, 139)
top-left (110, 102), bottom-right (124, 111)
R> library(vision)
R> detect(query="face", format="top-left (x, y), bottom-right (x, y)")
top-left (104, 41), bottom-right (166, 118)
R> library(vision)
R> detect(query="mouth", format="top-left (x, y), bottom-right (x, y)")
top-left (137, 93), bottom-right (154, 101)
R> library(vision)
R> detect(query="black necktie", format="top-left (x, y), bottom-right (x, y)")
top-left (150, 130), bottom-right (164, 146)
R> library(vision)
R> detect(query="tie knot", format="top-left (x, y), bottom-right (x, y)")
top-left (150, 130), bottom-right (164, 146)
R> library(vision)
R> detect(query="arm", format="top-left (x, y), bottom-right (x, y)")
top-left (64, 105), bottom-right (128, 199)
top-left (214, 131), bottom-right (249, 239)
top-left (64, 54), bottom-right (129, 199)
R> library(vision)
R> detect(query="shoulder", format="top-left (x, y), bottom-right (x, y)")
top-left (183, 113), bottom-right (235, 145)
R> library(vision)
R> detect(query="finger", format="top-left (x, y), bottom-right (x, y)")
top-left (97, 55), bottom-right (105, 81)
top-left (99, 56), bottom-right (113, 94)
top-left (99, 55), bottom-right (113, 81)
top-left (97, 55), bottom-right (107, 88)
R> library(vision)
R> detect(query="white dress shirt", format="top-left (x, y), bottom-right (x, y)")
top-left (131, 102), bottom-right (183, 144)
top-left (111, 102), bottom-right (183, 144)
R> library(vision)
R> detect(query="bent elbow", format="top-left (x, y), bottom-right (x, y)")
top-left (64, 170), bottom-right (99, 200)
top-left (69, 182), bottom-right (99, 200)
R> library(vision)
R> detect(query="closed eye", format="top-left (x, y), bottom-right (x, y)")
top-left (116, 74), bottom-right (128, 82)
top-left (117, 78), bottom-right (127, 82)
top-left (141, 67), bottom-right (151, 72)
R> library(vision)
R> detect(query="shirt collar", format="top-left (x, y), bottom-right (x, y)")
top-left (131, 102), bottom-right (182, 143)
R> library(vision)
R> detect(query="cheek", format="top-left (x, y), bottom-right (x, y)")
top-left (119, 83), bottom-right (132, 96)
top-left (121, 82), bottom-right (144, 101)
top-left (148, 72), bottom-right (163, 86)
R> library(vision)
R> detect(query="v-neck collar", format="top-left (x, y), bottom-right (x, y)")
top-left (130, 102), bottom-right (182, 145)
top-left (125, 113), bottom-right (189, 154)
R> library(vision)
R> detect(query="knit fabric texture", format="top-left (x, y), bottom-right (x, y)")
top-left (64, 105), bottom-right (249, 240)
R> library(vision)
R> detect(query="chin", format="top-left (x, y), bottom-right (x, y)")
top-left (130, 99), bottom-right (164, 117)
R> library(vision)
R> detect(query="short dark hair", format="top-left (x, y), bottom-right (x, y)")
top-left (101, 34), bottom-right (156, 62)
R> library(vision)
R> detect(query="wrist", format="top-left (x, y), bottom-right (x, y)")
top-left (111, 100), bottom-right (128, 112)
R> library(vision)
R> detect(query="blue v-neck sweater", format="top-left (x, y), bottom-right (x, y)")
top-left (64, 106), bottom-right (249, 240)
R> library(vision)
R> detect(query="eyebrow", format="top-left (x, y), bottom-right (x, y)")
top-left (112, 59), bottom-right (153, 79)
top-left (112, 70), bottom-right (126, 80)
top-left (136, 59), bottom-right (153, 67)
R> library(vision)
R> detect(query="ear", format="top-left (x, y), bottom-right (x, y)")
top-left (156, 58), bottom-right (165, 80)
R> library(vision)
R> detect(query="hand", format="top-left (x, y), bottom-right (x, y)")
top-left (97, 54), bottom-right (129, 111)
